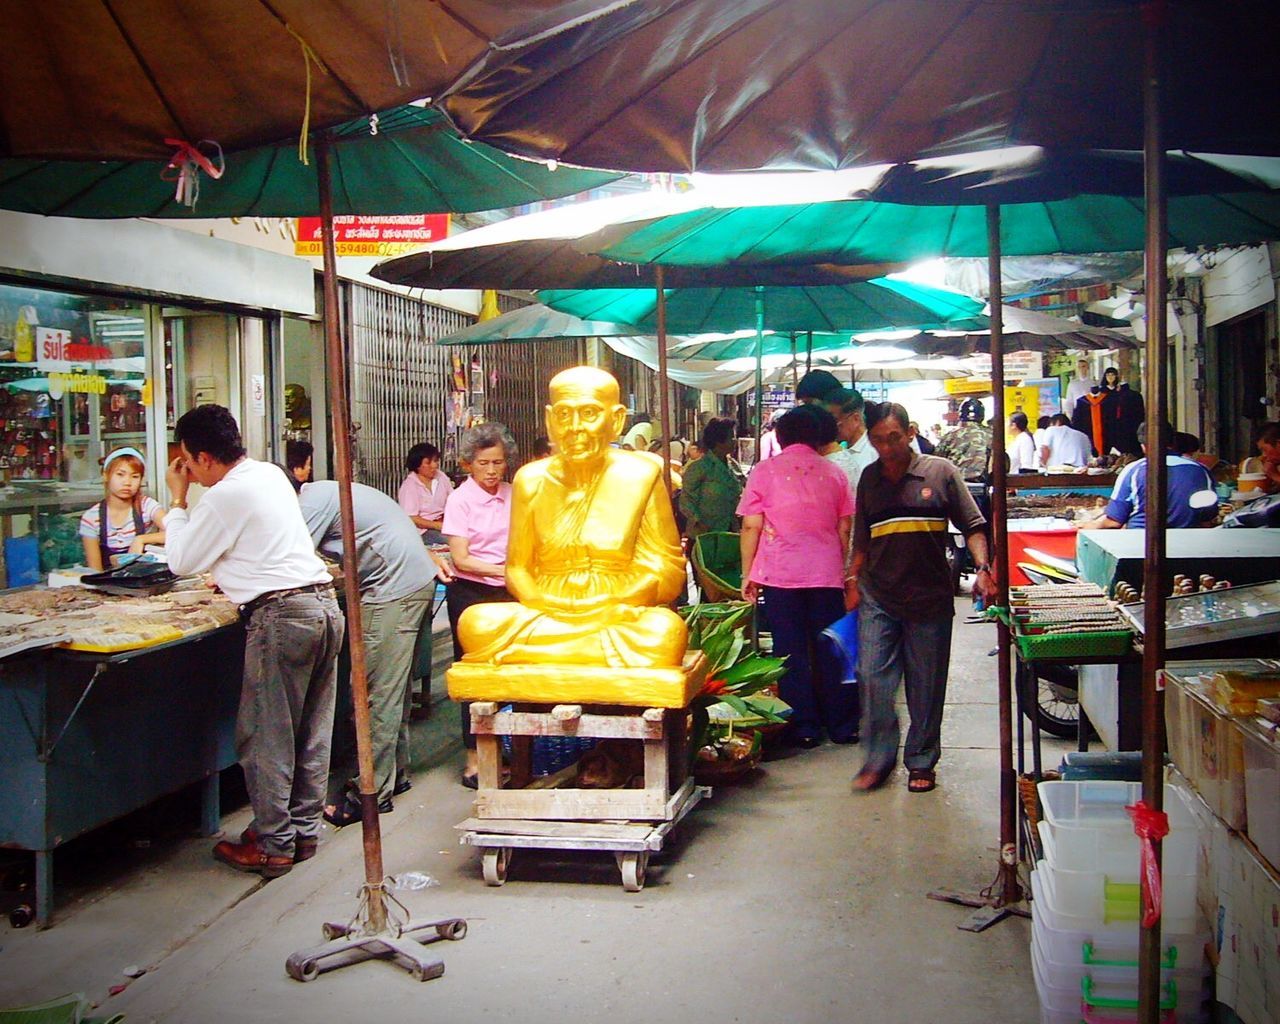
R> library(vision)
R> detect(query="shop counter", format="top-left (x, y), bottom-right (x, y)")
top-left (1072, 530), bottom-right (1280, 750)
top-left (1076, 528), bottom-right (1280, 593)
top-left (0, 623), bottom-right (244, 927)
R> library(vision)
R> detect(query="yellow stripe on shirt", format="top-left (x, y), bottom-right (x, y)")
top-left (869, 518), bottom-right (947, 539)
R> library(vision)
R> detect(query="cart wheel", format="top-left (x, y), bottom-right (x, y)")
top-left (619, 852), bottom-right (648, 892)
top-left (436, 918), bottom-right (468, 941)
top-left (482, 848), bottom-right (510, 886)
top-left (285, 952), bottom-right (320, 982)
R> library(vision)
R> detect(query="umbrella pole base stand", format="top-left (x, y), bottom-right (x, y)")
top-left (285, 911), bottom-right (468, 983)
top-left (926, 888), bottom-right (1031, 932)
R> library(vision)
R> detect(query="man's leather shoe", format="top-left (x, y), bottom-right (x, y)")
top-left (393, 776), bottom-right (412, 796)
top-left (213, 839), bottom-right (293, 878)
top-left (239, 827), bottom-right (317, 862)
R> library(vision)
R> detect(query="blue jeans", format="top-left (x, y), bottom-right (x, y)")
top-left (763, 585), bottom-right (857, 741)
top-left (857, 592), bottom-right (954, 772)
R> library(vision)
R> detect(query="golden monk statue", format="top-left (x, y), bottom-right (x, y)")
top-left (457, 366), bottom-right (687, 668)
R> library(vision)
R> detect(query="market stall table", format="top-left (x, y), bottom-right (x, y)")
top-left (0, 585), bottom-right (244, 926)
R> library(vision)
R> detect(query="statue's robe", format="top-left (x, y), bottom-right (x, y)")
top-left (458, 450), bottom-right (687, 667)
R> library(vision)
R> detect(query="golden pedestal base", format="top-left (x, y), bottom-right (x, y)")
top-left (446, 651), bottom-right (707, 709)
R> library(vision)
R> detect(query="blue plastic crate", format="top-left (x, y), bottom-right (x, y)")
top-left (500, 729), bottom-right (598, 777)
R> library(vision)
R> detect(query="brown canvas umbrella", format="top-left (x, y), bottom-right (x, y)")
top-left (439, 0), bottom-right (1280, 172)
top-left (373, 237), bottom-right (897, 289)
top-left (0, 0), bottom-right (583, 160)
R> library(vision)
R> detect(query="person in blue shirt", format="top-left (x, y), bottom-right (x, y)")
top-left (1079, 422), bottom-right (1218, 530)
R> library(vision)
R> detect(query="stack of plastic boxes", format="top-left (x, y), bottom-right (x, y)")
top-left (1032, 780), bottom-right (1211, 1024)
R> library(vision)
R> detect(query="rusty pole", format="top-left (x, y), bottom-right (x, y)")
top-left (317, 134), bottom-right (386, 931)
top-left (655, 264), bottom-right (673, 494)
top-left (987, 204), bottom-right (1022, 907)
top-left (1139, 1), bottom-right (1169, 1017)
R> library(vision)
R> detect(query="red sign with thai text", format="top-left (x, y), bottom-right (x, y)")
top-left (295, 215), bottom-right (449, 256)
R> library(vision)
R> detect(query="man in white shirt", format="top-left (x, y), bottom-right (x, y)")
top-left (797, 371), bottom-right (877, 494)
top-left (165, 405), bottom-right (343, 879)
top-left (1062, 357), bottom-right (1097, 416)
top-left (1040, 413), bottom-right (1094, 468)
top-left (1008, 412), bottom-right (1037, 474)
top-left (1031, 416), bottom-right (1051, 470)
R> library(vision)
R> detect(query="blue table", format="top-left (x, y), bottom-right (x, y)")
top-left (0, 624), bottom-right (244, 926)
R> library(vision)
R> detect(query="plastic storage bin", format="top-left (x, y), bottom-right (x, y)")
top-left (1239, 718), bottom-right (1280, 870)
top-left (1031, 868), bottom-right (1209, 970)
top-left (1032, 924), bottom-right (1209, 1023)
top-left (1037, 800), bottom-right (1197, 878)
top-left (1036, 857), bottom-right (1198, 932)
top-left (1163, 673), bottom-right (1248, 830)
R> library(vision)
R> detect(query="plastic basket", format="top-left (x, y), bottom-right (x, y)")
top-left (1013, 626), bottom-right (1134, 660)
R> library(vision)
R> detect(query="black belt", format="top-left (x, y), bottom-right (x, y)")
top-left (240, 581), bottom-right (334, 618)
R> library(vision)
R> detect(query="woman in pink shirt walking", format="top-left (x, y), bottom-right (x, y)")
top-left (442, 423), bottom-right (518, 787)
top-left (737, 405), bottom-right (858, 748)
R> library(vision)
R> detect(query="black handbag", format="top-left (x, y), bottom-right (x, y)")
top-left (81, 559), bottom-right (179, 596)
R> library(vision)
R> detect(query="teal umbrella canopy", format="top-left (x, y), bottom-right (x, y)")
top-left (586, 190), bottom-right (1280, 268)
top-left (537, 279), bottom-right (986, 335)
top-left (0, 106), bottom-right (622, 219)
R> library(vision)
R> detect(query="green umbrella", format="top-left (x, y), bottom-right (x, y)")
top-left (0, 106), bottom-right (621, 218)
top-left (585, 189), bottom-right (1280, 267)
top-left (537, 278), bottom-right (986, 334)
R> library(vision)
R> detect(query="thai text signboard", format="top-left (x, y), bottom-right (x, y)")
top-left (295, 215), bottom-right (449, 256)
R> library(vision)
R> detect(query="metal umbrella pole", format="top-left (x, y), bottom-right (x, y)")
top-left (927, 204), bottom-right (1024, 930)
top-left (285, 134), bottom-right (466, 983)
top-left (1138, 2), bottom-right (1170, 1017)
top-left (986, 204), bottom-right (1023, 910)
top-left (655, 264), bottom-right (674, 493)
top-left (754, 286), bottom-right (765, 460)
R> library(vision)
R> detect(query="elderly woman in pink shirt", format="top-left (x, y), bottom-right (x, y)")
top-left (442, 422), bottom-right (518, 787)
top-left (738, 404), bottom-right (857, 748)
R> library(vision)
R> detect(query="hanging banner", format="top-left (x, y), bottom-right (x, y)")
top-left (294, 214), bottom-right (449, 256)
top-left (1021, 378), bottom-right (1062, 422)
top-left (1004, 385), bottom-right (1042, 422)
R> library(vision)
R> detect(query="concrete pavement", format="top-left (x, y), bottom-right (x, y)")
top-left (0, 602), bottom-right (1067, 1023)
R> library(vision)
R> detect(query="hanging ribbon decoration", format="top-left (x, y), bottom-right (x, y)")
top-left (161, 139), bottom-right (225, 208)
top-left (286, 25), bottom-right (330, 165)
top-left (1126, 799), bottom-right (1170, 927)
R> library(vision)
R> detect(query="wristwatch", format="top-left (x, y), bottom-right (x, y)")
top-left (974, 564), bottom-right (992, 574)
top-left (169, 499), bottom-right (187, 510)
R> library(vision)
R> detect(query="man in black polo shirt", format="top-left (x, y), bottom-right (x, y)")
top-left (847, 403), bottom-right (996, 794)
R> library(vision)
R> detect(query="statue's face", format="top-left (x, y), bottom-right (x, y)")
top-left (546, 384), bottom-right (626, 464)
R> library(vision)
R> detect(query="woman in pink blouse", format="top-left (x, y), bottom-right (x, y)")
top-left (442, 423), bottom-right (517, 787)
top-left (398, 442), bottom-right (453, 543)
top-left (738, 405), bottom-right (857, 748)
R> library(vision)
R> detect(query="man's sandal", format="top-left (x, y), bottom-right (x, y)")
top-left (907, 769), bottom-right (937, 793)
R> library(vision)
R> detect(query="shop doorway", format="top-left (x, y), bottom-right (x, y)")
top-left (1214, 310), bottom-right (1268, 464)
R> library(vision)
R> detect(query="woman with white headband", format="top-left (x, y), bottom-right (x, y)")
top-left (78, 446), bottom-right (168, 570)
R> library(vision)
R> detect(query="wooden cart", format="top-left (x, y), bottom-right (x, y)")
top-left (450, 652), bottom-right (708, 891)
